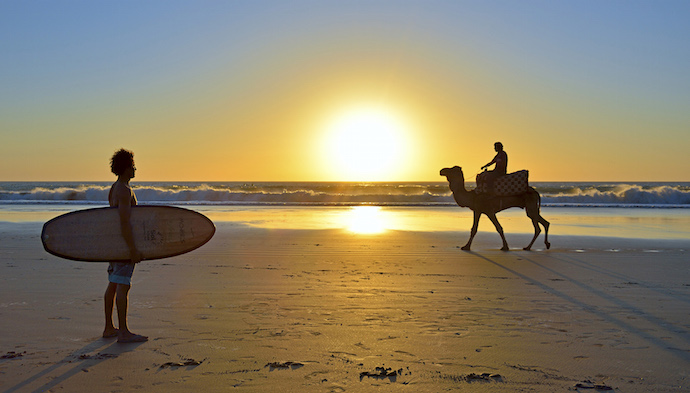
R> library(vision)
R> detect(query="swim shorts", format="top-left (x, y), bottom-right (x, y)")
top-left (108, 262), bottom-right (136, 286)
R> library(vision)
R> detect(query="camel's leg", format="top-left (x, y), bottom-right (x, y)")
top-left (541, 216), bottom-right (550, 249)
top-left (462, 211), bottom-right (481, 250)
top-left (524, 212), bottom-right (550, 250)
top-left (524, 192), bottom-right (551, 250)
top-left (523, 216), bottom-right (541, 251)
top-left (487, 213), bottom-right (509, 251)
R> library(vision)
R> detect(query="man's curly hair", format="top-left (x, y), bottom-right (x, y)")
top-left (110, 149), bottom-right (135, 176)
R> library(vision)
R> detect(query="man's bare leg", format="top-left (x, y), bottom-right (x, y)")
top-left (103, 282), bottom-right (119, 338)
top-left (115, 283), bottom-right (148, 343)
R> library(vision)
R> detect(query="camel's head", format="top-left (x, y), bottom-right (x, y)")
top-left (440, 166), bottom-right (464, 181)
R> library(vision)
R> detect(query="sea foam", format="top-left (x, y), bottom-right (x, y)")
top-left (0, 182), bottom-right (688, 207)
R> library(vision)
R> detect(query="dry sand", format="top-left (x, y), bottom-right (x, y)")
top-left (1, 221), bottom-right (689, 392)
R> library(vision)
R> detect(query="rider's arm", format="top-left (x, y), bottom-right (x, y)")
top-left (482, 155), bottom-right (498, 169)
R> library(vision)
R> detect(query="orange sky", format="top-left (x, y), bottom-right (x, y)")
top-left (1, 2), bottom-right (689, 182)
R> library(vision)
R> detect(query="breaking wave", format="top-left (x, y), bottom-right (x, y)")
top-left (0, 182), bottom-right (688, 208)
top-left (540, 183), bottom-right (690, 207)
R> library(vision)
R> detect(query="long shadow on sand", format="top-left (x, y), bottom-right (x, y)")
top-left (2, 338), bottom-right (145, 393)
top-left (472, 252), bottom-right (690, 364)
top-left (550, 253), bottom-right (690, 305)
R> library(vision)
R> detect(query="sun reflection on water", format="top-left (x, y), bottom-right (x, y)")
top-left (343, 206), bottom-right (387, 234)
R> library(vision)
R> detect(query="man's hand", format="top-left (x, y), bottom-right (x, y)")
top-left (130, 249), bottom-right (144, 264)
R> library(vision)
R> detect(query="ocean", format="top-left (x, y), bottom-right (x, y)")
top-left (1, 181), bottom-right (689, 207)
top-left (1, 181), bottom-right (689, 242)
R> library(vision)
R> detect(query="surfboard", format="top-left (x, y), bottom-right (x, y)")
top-left (41, 206), bottom-right (215, 262)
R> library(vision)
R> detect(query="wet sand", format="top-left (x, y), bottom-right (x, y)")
top-left (1, 220), bottom-right (689, 392)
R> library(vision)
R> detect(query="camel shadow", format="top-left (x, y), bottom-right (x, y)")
top-left (551, 253), bottom-right (690, 305)
top-left (2, 337), bottom-right (145, 393)
top-left (472, 252), bottom-right (690, 364)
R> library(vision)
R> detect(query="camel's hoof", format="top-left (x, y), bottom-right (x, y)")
top-left (461, 245), bottom-right (471, 251)
top-left (523, 247), bottom-right (531, 251)
top-left (545, 242), bottom-right (551, 250)
top-left (501, 247), bottom-right (510, 252)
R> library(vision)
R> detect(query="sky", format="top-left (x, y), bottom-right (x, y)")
top-left (1, 1), bottom-right (689, 182)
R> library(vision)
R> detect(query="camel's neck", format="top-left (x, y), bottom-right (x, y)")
top-left (447, 176), bottom-right (468, 194)
top-left (448, 177), bottom-right (474, 207)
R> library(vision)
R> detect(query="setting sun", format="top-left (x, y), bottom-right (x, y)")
top-left (320, 106), bottom-right (411, 181)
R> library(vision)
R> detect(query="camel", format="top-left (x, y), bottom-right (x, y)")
top-left (440, 166), bottom-right (550, 251)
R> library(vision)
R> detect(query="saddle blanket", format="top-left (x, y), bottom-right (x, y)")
top-left (476, 170), bottom-right (529, 196)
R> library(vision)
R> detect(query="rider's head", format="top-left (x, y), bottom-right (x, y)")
top-left (494, 142), bottom-right (503, 152)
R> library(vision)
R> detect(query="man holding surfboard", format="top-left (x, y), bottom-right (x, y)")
top-left (103, 149), bottom-right (148, 343)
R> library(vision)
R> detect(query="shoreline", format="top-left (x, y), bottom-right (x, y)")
top-left (2, 219), bottom-right (690, 253)
top-left (2, 204), bottom-right (690, 242)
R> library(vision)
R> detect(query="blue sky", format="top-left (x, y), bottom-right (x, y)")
top-left (1, 1), bottom-right (689, 181)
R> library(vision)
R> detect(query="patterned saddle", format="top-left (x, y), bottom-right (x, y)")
top-left (476, 170), bottom-right (530, 196)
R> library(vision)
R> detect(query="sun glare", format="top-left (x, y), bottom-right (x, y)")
top-left (321, 106), bottom-right (410, 181)
top-left (343, 206), bottom-right (387, 234)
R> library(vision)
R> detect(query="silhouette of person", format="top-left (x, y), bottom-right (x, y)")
top-left (102, 149), bottom-right (148, 343)
top-left (479, 142), bottom-right (508, 192)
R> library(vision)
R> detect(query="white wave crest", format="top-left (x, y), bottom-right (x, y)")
top-left (1, 182), bottom-right (688, 207)
top-left (542, 184), bottom-right (690, 206)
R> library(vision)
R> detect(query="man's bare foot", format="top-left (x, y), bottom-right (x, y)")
top-left (102, 328), bottom-right (119, 338)
top-left (117, 332), bottom-right (148, 344)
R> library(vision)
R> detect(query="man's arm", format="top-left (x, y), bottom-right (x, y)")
top-left (482, 154), bottom-right (499, 170)
top-left (115, 187), bottom-right (143, 263)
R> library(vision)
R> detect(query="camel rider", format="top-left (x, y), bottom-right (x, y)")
top-left (482, 142), bottom-right (507, 175)
top-left (479, 142), bottom-right (507, 193)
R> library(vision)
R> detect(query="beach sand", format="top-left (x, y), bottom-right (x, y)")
top-left (1, 218), bottom-right (689, 392)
